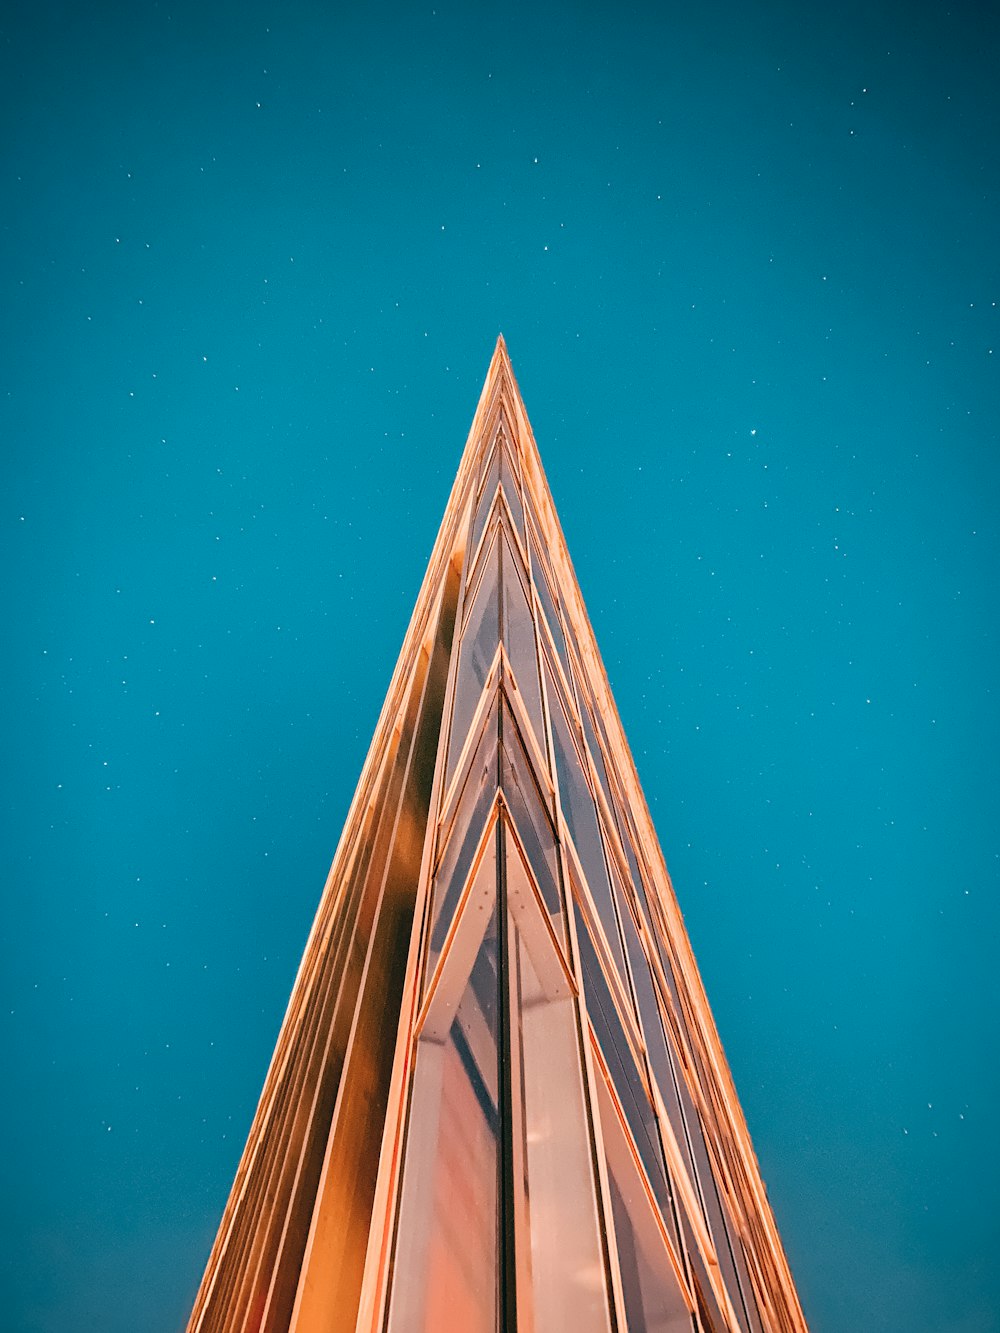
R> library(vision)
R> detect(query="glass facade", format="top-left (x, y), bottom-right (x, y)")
top-left (187, 338), bottom-right (808, 1333)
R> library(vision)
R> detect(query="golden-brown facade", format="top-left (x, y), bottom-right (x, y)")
top-left (187, 338), bottom-right (809, 1333)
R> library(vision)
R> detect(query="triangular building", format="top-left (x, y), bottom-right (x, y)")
top-left (187, 339), bottom-right (808, 1333)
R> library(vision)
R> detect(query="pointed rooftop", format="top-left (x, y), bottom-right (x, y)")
top-left (186, 343), bottom-right (809, 1333)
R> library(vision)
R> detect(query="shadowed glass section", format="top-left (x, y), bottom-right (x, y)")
top-left (470, 448), bottom-right (501, 558)
top-left (499, 700), bottom-right (563, 944)
top-left (528, 528), bottom-right (571, 679)
top-left (445, 536), bottom-right (500, 787)
top-left (595, 1071), bottom-right (692, 1333)
top-left (498, 443), bottom-right (525, 542)
top-left (683, 1215), bottom-right (729, 1333)
top-left (506, 830), bottom-right (610, 1333)
top-left (546, 658), bottom-right (629, 986)
top-left (572, 670), bottom-right (619, 836)
top-left (573, 897), bottom-right (672, 1227)
top-left (388, 891), bottom-right (501, 1333)
top-left (430, 697), bottom-right (500, 981)
top-left (499, 530), bottom-right (545, 756)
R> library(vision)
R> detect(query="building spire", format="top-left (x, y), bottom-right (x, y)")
top-left (186, 345), bottom-right (810, 1333)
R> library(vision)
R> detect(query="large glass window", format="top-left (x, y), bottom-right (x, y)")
top-left (594, 1069), bottom-right (693, 1333)
top-left (445, 538), bottom-right (500, 788)
top-left (470, 449), bottom-right (501, 559)
top-left (506, 823), bottom-right (610, 1333)
top-left (500, 705), bottom-right (564, 948)
top-left (499, 532), bottom-right (546, 758)
top-left (393, 820), bottom-right (614, 1333)
top-left (682, 1215), bottom-right (729, 1333)
top-left (573, 899), bottom-right (672, 1229)
top-left (498, 444), bottom-right (525, 544)
top-left (528, 529), bottom-right (572, 680)
top-left (389, 891), bottom-right (501, 1333)
top-left (430, 705), bottom-right (499, 980)
top-left (676, 1078), bottom-right (756, 1333)
top-left (546, 660), bottom-right (630, 988)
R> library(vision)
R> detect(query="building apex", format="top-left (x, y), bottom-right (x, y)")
top-left (490, 331), bottom-right (511, 374)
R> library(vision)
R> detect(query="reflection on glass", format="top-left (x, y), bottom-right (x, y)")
top-left (504, 805), bottom-right (565, 966)
top-left (446, 539), bottom-right (500, 786)
top-left (509, 878), bottom-right (611, 1333)
top-left (431, 709), bottom-right (499, 979)
top-left (546, 661), bottom-right (629, 984)
top-left (388, 900), bottom-right (500, 1333)
top-left (679, 1081), bottom-right (755, 1333)
top-left (477, 432), bottom-right (499, 490)
top-left (595, 1072), bottom-right (692, 1333)
top-left (499, 446), bottom-right (525, 542)
top-left (500, 703), bottom-right (562, 938)
top-left (682, 1215), bottom-right (728, 1333)
top-left (499, 533), bottom-right (546, 755)
top-left (529, 531), bottom-right (571, 677)
top-left (470, 450), bottom-right (501, 558)
top-left (609, 864), bottom-right (681, 1251)
top-left (731, 1231), bottom-right (765, 1333)
top-left (573, 899), bottom-right (672, 1225)
top-left (578, 686), bottom-right (618, 832)
top-left (653, 997), bottom-right (760, 1332)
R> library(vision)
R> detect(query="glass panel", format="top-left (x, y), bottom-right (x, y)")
top-left (683, 1095), bottom-right (754, 1333)
top-left (682, 1214), bottom-right (728, 1333)
top-left (573, 899), bottom-right (672, 1225)
top-left (477, 431), bottom-right (500, 490)
top-left (504, 801), bottom-right (565, 968)
top-left (431, 706), bottom-right (499, 978)
top-left (610, 868), bottom-right (681, 1251)
top-left (546, 662), bottom-right (629, 984)
top-left (616, 874), bottom-right (677, 1135)
top-left (736, 1236), bottom-right (767, 1333)
top-left (529, 531), bottom-right (571, 678)
top-left (575, 683), bottom-right (620, 843)
top-left (618, 911), bottom-right (761, 1323)
top-left (595, 1072), bottom-right (692, 1333)
top-left (620, 821), bottom-right (650, 932)
top-left (388, 899), bottom-right (501, 1333)
top-left (445, 539), bottom-right (500, 786)
top-left (508, 875), bottom-right (611, 1333)
top-left (499, 446), bottom-right (525, 542)
top-left (500, 704), bottom-right (563, 944)
top-left (627, 855), bottom-right (692, 1052)
top-left (470, 449), bottom-right (501, 559)
top-left (663, 1027), bottom-right (756, 1331)
top-left (499, 532), bottom-right (546, 758)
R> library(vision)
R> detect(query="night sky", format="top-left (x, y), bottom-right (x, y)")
top-left (3, 2), bottom-right (998, 1330)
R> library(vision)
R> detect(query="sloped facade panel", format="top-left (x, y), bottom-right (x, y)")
top-left (187, 340), bottom-right (808, 1333)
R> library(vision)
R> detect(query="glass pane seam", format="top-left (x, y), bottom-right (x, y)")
top-left (436, 663), bottom-right (502, 842)
top-left (589, 1034), bottom-right (696, 1315)
top-left (565, 839), bottom-right (648, 1078)
top-left (532, 589), bottom-right (572, 698)
top-left (547, 715), bottom-right (638, 1021)
top-left (418, 800), bottom-right (501, 1035)
top-left (498, 510), bottom-right (531, 589)
top-left (475, 434), bottom-right (500, 497)
top-left (558, 891), bottom-right (629, 1333)
top-left (461, 514), bottom-right (501, 625)
top-left (497, 664), bottom-right (553, 799)
top-left (500, 810), bottom-right (576, 994)
top-left (649, 1079), bottom-right (720, 1268)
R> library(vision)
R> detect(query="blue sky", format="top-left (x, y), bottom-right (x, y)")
top-left (2, 2), bottom-right (998, 1329)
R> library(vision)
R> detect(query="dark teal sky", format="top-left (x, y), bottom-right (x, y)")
top-left (2, 2), bottom-right (997, 1329)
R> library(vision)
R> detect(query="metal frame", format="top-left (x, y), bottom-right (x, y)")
top-left (186, 338), bottom-right (810, 1333)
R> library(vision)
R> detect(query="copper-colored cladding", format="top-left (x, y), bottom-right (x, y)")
top-left (187, 338), bottom-right (809, 1333)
